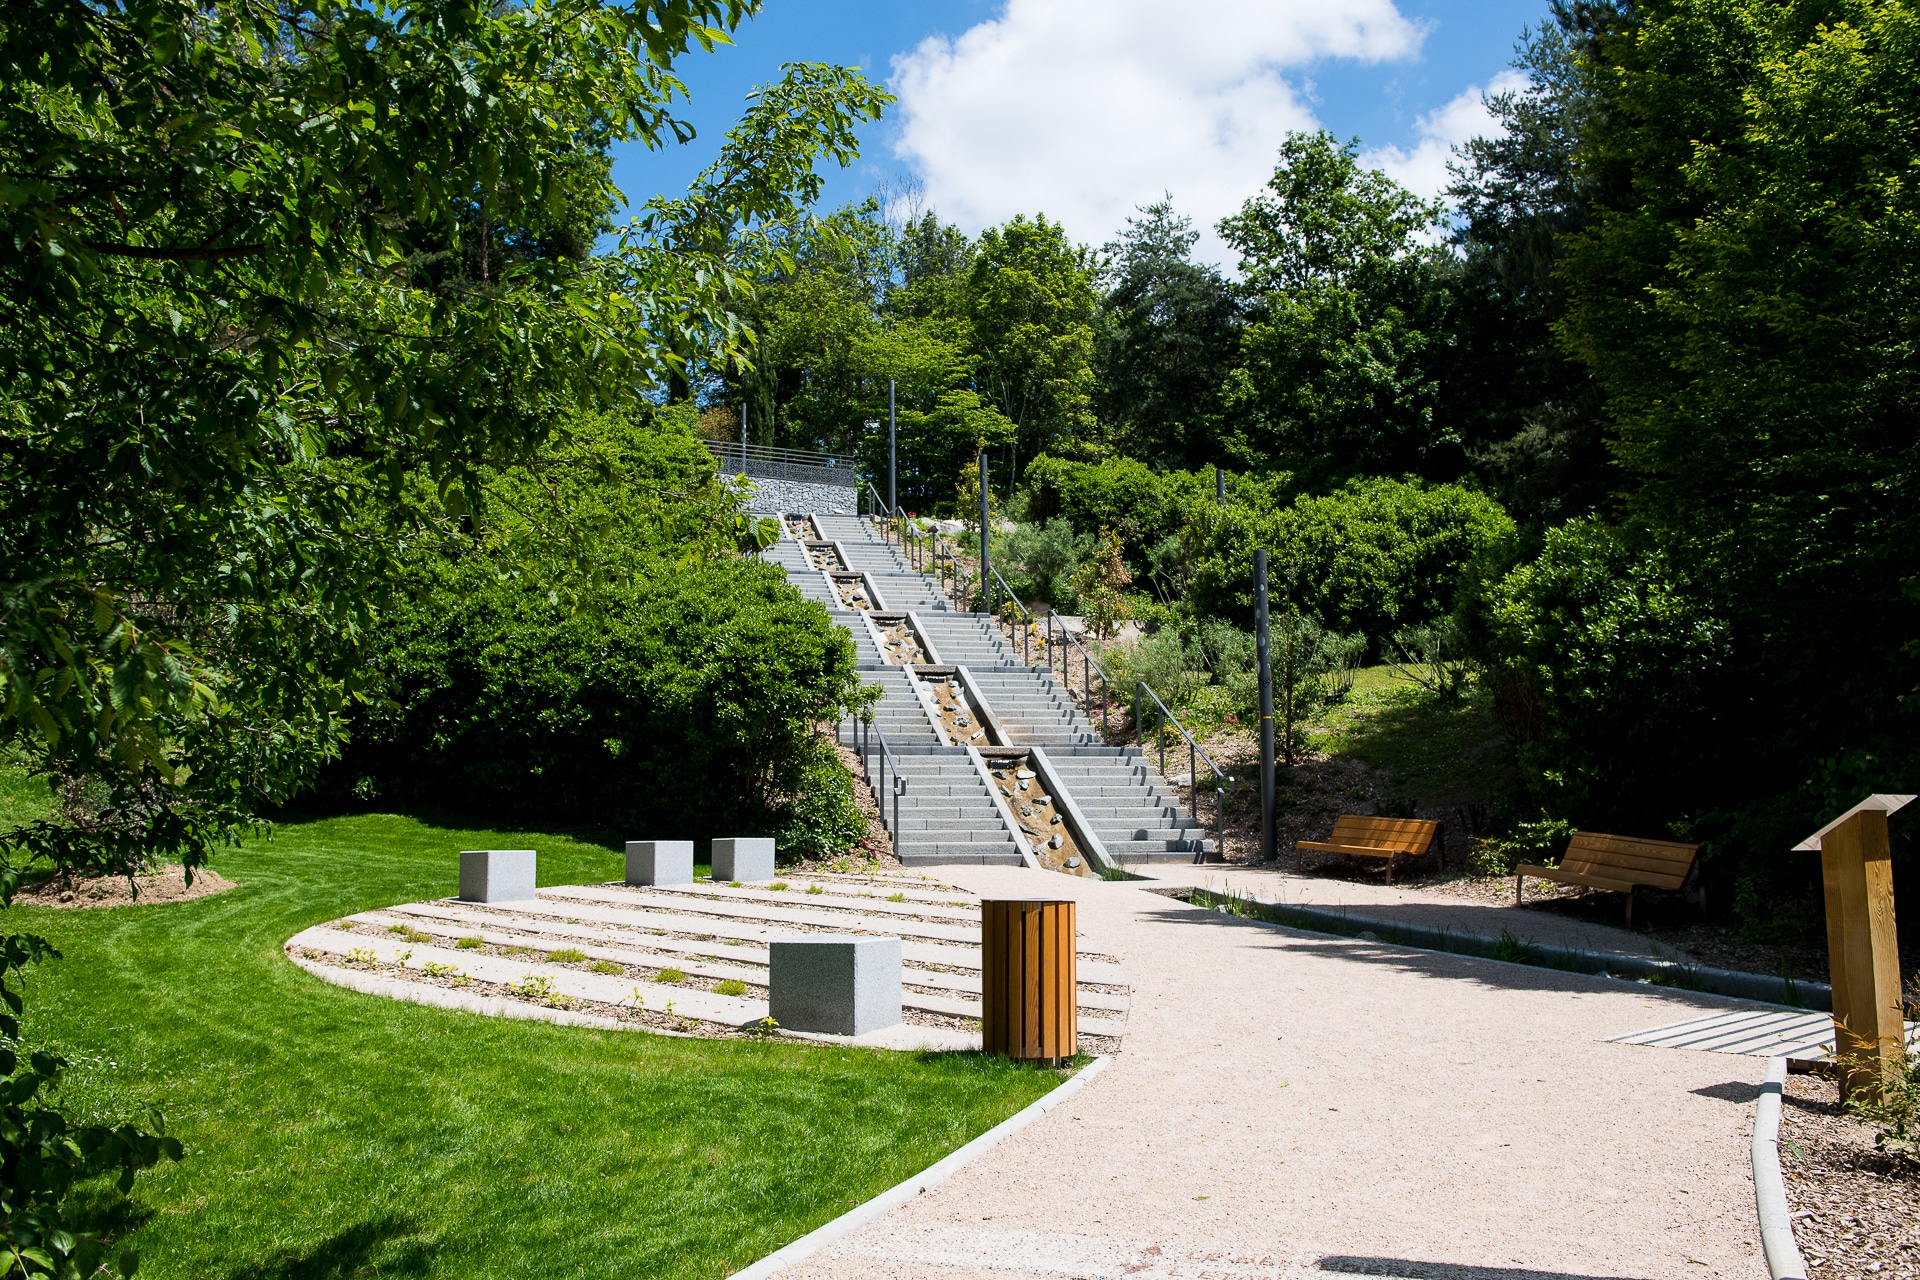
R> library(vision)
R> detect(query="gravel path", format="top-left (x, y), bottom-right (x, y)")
top-left (780, 867), bottom-right (1770, 1280)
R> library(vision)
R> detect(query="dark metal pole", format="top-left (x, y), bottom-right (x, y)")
top-left (1216, 465), bottom-right (1225, 507)
top-left (1256, 549), bottom-right (1275, 862)
top-left (888, 379), bottom-right (897, 518)
top-left (741, 398), bottom-right (748, 452)
top-left (978, 451), bottom-right (991, 616)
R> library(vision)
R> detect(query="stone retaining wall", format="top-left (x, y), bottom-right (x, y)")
top-left (729, 476), bottom-right (859, 515)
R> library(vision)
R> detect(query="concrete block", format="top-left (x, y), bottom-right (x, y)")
top-left (769, 936), bottom-right (902, 1035)
top-left (459, 849), bottom-right (536, 903)
top-left (711, 837), bottom-right (776, 883)
top-left (625, 840), bottom-right (693, 887)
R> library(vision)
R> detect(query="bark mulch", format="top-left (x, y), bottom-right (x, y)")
top-left (1780, 1071), bottom-right (1920, 1280)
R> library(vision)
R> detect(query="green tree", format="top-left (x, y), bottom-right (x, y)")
top-left (1553, 0), bottom-right (1920, 863)
top-left (967, 214), bottom-right (1100, 478)
top-left (1095, 199), bottom-right (1241, 469)
top-left (0, 1), bottom-right (886, 1264)
top-left (1444, 14), bottom-right (1611, 524)
top-left (1219, 132), bottom-right (1456, 479)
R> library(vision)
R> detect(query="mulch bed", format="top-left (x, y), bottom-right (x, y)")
top-left (1780, 1072), bottom-right (1920, 1279)
top-left (15, 864), bottom-right (236, 909)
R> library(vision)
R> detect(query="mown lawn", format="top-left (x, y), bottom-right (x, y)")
top-left (1311, 666), bottom-right (1516, 807)
top-left (18, 812), bottom-right (1062, 1279)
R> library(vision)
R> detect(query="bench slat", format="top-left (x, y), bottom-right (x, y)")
top-left (1298, 840), bottom-right (1422, 860)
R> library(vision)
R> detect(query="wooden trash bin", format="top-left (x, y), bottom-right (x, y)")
top-left (981, 898), bottom-right (1076, 1061)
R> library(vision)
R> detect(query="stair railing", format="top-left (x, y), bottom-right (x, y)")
top-left (864, 483), bottom-right (895, 543)
top-left (1133, 679), bottom-right (1236, 865)
top-left (989, 567), bottom-right (1036, 667)
top-left (841, 714), bottom-right (905, 843)
top-left (1044, 613), bottom-right (1110, 739)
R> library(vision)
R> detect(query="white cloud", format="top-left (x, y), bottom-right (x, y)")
top-left (1359, 69), bottom-right (1530, 206)
top-left (889, 0), bottom-right (1424, 266)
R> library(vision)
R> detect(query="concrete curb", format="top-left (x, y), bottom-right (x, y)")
top-left (1166, 883), bottom-right (1829, 1011)
top-left (729, 1055), bottom-right (1113, 1280)
top-left (1753, 1056), bottom-right (1809, 1280)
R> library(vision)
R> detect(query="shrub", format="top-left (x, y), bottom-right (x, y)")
top-left (331, 557), bottom-right (870, 849)
top-left (1189, 476), bottom-right (1514, 647)
top-left (1469, 818), bottom-right (1575, 878)
top-left (1477, 519), bottom-right (1727, 828)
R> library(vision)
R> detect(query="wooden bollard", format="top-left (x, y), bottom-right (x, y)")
top-left (1795, 794), bottom-right (1913, 1101)
top-left (980, 899), bottom-right (1076, 1061)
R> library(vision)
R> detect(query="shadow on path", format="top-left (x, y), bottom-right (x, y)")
top-left (1320, 1257), bottom-right (1655, 1280)
top-left (1136, 901), bottom-right (1764, 1018)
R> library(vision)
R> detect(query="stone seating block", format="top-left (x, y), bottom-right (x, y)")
top-left (459, 849), bottom-right (536, 903)
top-left (769, 937), bottom-right (902, 1036)
top-left (711, 837), bottom-right (776, 883)
top-left (625, 840), bottom-right (693, 887)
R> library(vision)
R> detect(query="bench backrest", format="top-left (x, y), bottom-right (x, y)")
top-left (1562, 831), bottom-right (1700, 890)
top-left (1329, 814), bottom-right (1439, 853)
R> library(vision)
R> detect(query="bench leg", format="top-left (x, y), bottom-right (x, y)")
top-left (1625, 888), bottom-right (1635, 928)
top-left (1515, 874), bottom-right (1523, 906)
top-left (1386, 853), bottom-right (1395, 886)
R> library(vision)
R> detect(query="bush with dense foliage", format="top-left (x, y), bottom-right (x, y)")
top-left (1189, 477), bottom-right (1515, 648)
top-left (323, 412), bottom-right (870, 858)
top-left (336, 559), bottom-right (866, 857)
top-left (1473, 520), bottom-right (1727, 829)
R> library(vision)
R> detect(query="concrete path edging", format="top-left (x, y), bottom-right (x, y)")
top-left (1752, 1055), bottom-right (1809, 1280)
top-left (729, 1055), bottom-right (1112, 1280)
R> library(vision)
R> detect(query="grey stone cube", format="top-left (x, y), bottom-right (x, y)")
top-left (769, 936), bottom-right (902, 1036)
top-left (625, 840), bottom-right (693, 887)
top-left (711, 837), bottom-right (776, 883)
top-left (459, 849), bottom-right (536, 903)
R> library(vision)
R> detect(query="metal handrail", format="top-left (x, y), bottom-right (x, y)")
top-left (865, 481), bottom-right (894, 528)
top-left (1045, 612), bottom-right (1111, 738)
top-left (1132, 679), bottom-right (1236, 865)
top-left (842, 714), bottom-right (906, 842)
top-left (990, 567), bottom-right (1037, 667)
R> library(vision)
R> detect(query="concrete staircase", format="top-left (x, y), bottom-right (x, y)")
top-left (777, 512), bottom-right (1212, 869)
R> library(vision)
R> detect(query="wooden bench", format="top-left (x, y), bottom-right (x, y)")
top-left (1297, 815), bottom-right (1443, 884)
top-left (1515, 831), bottom-right (1702, 926)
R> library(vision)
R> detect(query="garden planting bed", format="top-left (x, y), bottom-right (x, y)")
top-left (1780, 1071), bottom-right (1920, 1279)
top-left (286, 873), bottom-right (1127, 1052)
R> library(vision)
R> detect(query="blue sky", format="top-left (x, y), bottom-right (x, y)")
top-left (611, 0), bottom-right (1551, 264)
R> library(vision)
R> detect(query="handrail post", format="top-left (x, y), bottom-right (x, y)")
top-left (1191, 741), bottom-right (1198, 822)
top-left (1133, 682), bottom-right (1142, 750)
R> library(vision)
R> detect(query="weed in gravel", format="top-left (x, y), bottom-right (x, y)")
top-left (387, 924), bottom-right (432, 943)
top-left (713, 980), bottom-right (747, 997)
top-left (588, 960), bottom-right (624, 975)
top-left (769, 882), bottom-right (788, 891)
top-left (1491, 930), bottom-right (1540, 965)
top-left (886, 892), bottom-right (906, 903)
top-left (345, 948), bottom-right (379, 966)
top-left (455, 936), bottom-right (484, 949)
top-left (806, 885), bottom-right (824, 895)
top-left (547, 948), bottom-right (588, 963)
top-left (654, 968), bottom-right (686, 984)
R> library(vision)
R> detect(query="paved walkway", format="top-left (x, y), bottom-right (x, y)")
top-left (782, 867), bottom-right (1770, 1280)
top-left (1141, 861), bottom-right (1677, 961)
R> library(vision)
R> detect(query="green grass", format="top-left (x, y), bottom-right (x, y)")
top-left (18, 812), bottom-right (1064, 1279)
top-left (1312, 667), bottom-right (1515, 805)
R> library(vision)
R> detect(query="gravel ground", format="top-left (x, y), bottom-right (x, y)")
top-left (780, 865), bottom-right (1770, 1280)
top-left (1780, 1072), bottom-right (1920, 1280)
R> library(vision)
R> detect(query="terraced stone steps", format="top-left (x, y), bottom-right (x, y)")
top-left (286, 875), bottom-right (1130, 1043)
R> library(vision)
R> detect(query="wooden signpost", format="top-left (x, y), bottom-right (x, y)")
top-left (1795, 794), bottom-right (1914, 1099)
